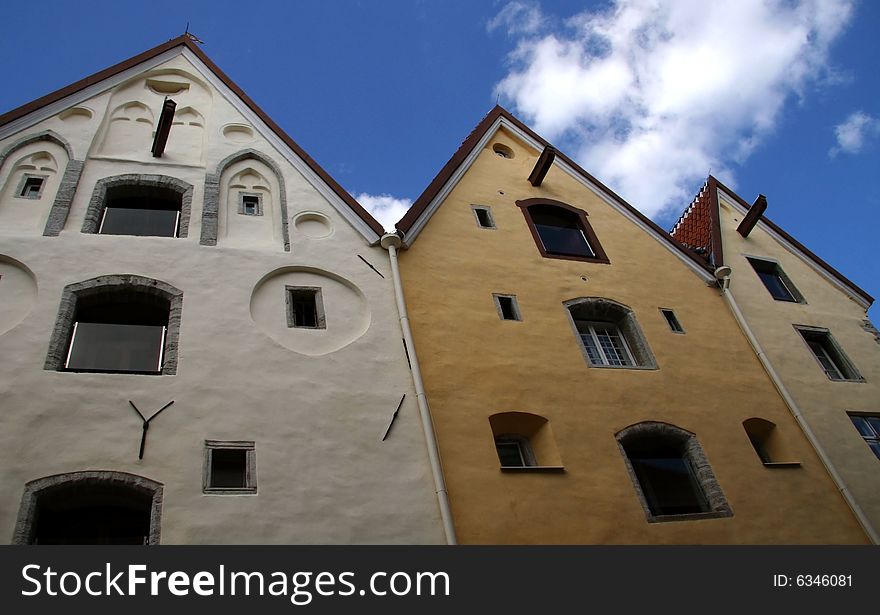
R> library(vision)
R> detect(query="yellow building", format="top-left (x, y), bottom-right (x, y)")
top-left (393, 106), bottom-right (868, 544)
top-left (672, 176), bottom-right (880, 543)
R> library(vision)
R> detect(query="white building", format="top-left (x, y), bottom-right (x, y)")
top-left (0, 35), bottom-right (444, 544)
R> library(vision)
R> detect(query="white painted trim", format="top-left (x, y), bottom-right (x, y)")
top-left (0, 49), bottom-right (182, 144)
top-left (180, 49), bottom-right (379, 244)
top-left (0, 46), bottom-right (380, 244)
top-left (716, 188), bottom-right (870, 310)
top-left (402, 117), bottom-right (715, 284)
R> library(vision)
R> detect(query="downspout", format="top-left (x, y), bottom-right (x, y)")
top-left (381, 232), bottom-right (457, 545)
top-left (716, 269), bottom-right (879, 544)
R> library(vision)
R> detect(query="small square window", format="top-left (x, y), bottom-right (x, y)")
top-left (239, 192), bottom-right (263, 216)
top-left (204, 440), bottom-right (256, 494)
top-left (660, 308), bottom-right (685, 333)
top-left (472, 205), bottom-right (496, 229)
top-left (795, 326), bottom-right (862, 381)
top-left (286, 286), bottom-right (326, 329)
top-left (848, 414), bottom-right (880, 460)
top-left (493, 294), bottom-right (521, 321)
top-left (747, 258), bottom-right (804, 303)
top-left (17, 175), bottom-right (46, 199)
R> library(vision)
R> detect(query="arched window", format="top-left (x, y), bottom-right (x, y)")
top-left (44, 275), bottom-right (183, 375)
top-left (489, 412), bottom-right (563, 470)
top-left (565, 297), bottom-right (656, 369)
top-left (82, 174), bottom-right (193, 238)
top-left (616, 422), bottom-right (732, 522)
top-left (13, 471), bottom-right (163, 545)
top-left (516, 198), bottom-right (609, 263)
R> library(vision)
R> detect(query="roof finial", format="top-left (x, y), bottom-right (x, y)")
top-left (183, 22), bottom-right (205, 44)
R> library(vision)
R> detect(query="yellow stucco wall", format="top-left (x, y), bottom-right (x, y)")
top-left (716, 187), bottom-right (880, 536)
top-left (398, 126), bottom-right (867, 544)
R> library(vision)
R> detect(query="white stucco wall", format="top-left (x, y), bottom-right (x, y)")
top-left (0, 53), bottom-right (444, 544)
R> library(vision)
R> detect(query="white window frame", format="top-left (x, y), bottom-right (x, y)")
top-left (576, 321), bottom-right (635, 367)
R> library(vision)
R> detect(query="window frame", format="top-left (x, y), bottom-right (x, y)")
top-left (285, 286), bottom-right (326, 329)
top-left (493, 434), bottom-right (537, 468)
top-left (238, 191), bottom-right (264, 216)
top-left (575, 320), bottom-right (635, 367)
top-left (203, 440), bottom-right (257, 495)
top-left (565, 298), bottom-right (657, 370)
top-left (16, 173), bottom-right (48, 200)
top-left (471, 205), bottom-right (496, 229)
top-left (616, 422), bottom-right (733, 523)
top-left (794, 325), bottom-right (863, 382)
top-left (659, 308), bottom-right (685, 334)
top-left (493, 293), bottom-right (522, 321)
top-left (516, 198), bottom-right (610, 264)
top-left (848, 413), bottom-right (880, 461)
top-left (746, 257), bottom-right (805, 303)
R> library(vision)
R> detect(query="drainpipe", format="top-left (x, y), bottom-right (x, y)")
top-left (381, 231), bottom-right (457, 545)
top-left (715, 268), bottom-right (879, 544)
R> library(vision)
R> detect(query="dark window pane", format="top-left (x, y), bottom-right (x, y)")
top-left (865, 417), bottom-right (880, 436)
top-left (756, 270), bottom-right (796, 301)
top-left (869, 442), bottom-right (880, 460)
top-left (850, 416), bottom-right (874, 438)
top-left (496, 441), bottom-right (525, 467)
top-left (66, 322), bottom-right (164, 372)
top-left (530, 207), bottom-right (594, 257)
top-left (475, 208), bottom-right (493, 228)
top-left (628, 443), bottom-right (708, 515)
top-left (290, 291), bottom-right (318, 327)
top-left (101, 206), bottom-right (179, 237)
top-left (211, 449), bottom-right (247, 488)
top-left (498, 296), bottom-right (517, 320)
top-left (662, 309), bottom-right (684, 333)
top-left (21, 177), bottom-right (44, 197)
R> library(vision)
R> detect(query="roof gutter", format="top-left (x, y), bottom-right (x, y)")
top-left (380, 232), bottom-right (457, 545)
top-left (715, 267), bottom-right (879, 544)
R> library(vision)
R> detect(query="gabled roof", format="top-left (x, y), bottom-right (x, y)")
top-left (396, 105), bottom-right (714, 280)
top-left (673, 175), bottom-right (873, 306)
top-left (0, 35), bottom-right (385, 240)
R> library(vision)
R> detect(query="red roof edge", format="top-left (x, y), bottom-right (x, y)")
top-left (398, 105), bottom-right (713, 276)
top-left (709, 175), bottom-right (873, 305)
top-left (0, 35), bottom-right (385, 239)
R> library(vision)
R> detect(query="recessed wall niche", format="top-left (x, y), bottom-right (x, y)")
top-left (0, 255), bottom-right (38, 336)
top-left (293, 212), bottom-right (333, 239)
top-left (250, 267), bottom-right (370, 356)
top-left (59, 107), bottom-right (93, 123)
top-left (222, 124), bottom-right (255, 144)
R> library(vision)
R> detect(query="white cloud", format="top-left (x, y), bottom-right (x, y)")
top-left (830, 111), bottom-right (880, 157)
top-left (355, 192), bottom-right (413, 232)
top-left (487, 0), bottom-right (545, 36)
top-left (492, 0), bottom-right (854, 218)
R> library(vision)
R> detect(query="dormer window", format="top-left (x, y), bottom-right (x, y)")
top-left (516, 199), bottom-right (609, 264)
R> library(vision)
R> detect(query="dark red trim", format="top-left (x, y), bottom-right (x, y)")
top-left (737, 194), bottom-right (767, 238)
top-left (397, 106), bottom-right (712, 275)
top-left (515, 198), bottom-right (610, 264)
top-left (0, 35), bottom-right (385, 238)
top-left (706, 176), bottom-right (724, 268)
top-left (528, 146), bottom-right (556, 187)
top-left (710, 175), bottom-right (872, 305)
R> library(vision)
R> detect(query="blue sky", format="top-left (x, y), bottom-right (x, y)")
top-left (1, 1), bottom-right (877, 315)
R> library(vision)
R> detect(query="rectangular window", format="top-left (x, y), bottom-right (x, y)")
top-left (493, 294), bottom-right (521, 321)
top-left (239, 192), bottom-right (263, 216)
top-left (99, 198), bottom-right (180, 237)
top-left (19, 176), bottom-right (45, 199)
top-left (576, 321), bottom-right (634, 367)
top-left (495, 439), bottom-right (526, 467)
top-left (848, 414), bottom-right (880, 460)
top-left (795, 326), bottom-right (862, 381)
top-left (747, 258), bottom-right (804, 302)
top-left (660, 308), bottom-right (684, 333)
top-left (286, 286), bottom-right (326, 329)
top-left (204, 441), bottom-right (256, 494)
top-left (472, 205), bottom-right (496, 229)
top-left (65, 322), bottom-right (166, 373)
